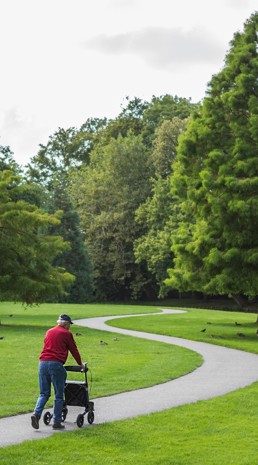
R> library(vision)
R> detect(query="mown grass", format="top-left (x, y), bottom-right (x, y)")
top-left (1, 382), bottom-right (258, 465)
top-left (0, 302), bottom-right (201, 417)
top-left (109, 306), bottom-right (258, 353)
top-left (1, 302), bottom-right (258, 464)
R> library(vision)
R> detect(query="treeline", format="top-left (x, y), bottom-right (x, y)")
top-left (1, 13), bottom-right (258, 307)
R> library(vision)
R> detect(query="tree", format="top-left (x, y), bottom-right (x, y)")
top-left (0, 170), bottom-right (74, 304)
top-left (166, 13), bottom-right (258, 305)
top-left (105, 96), bottom-right (147, 138)
top-left (93, 95), bottom-right (197, 150)
top-left (26, 124), bottom-right (98, 303)
top-left (26, 119), bottom-right (108, 189)
top-left (134, 118), bottom-right (188, 297)
top-left (142, 94), bottom-right (199, 146)
top-left (24, 94), bottom-right (197, 301)
top-left (50, 184), bottom-right (94, 303)
top-left (70, 132), bottom-right (153, 300)
top-left (27, 127), bottom-right (82, 189)
top-left (0, 144), bottom-right (21, 173)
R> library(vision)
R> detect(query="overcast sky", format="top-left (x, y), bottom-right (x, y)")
top-left (0, 0), bottom-right (257, 165)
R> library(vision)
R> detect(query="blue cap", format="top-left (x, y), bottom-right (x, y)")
top-left (58, 314), bottom-right (74, 324)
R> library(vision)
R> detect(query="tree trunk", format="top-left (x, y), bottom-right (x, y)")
top-left (231, 294), bottom-right (247, 310)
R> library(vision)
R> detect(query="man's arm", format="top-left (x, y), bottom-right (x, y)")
top-left (67, 332), bottom-right (83, 366)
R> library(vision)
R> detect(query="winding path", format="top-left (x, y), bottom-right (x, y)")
top-left (1, 308), bottom-right (258, 447)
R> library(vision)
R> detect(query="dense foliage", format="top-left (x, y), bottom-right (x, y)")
top-left (2, 12), bottom-right (258, 304)
top-left (134, 117), bottom-right (188, 298)
top-left (27, 94), bottom-right (195, 301)
top-left (0, 169), bottom-right (74, 304)
top-left (49, 184), bottom-right (94, 303)
top-left (166, 13), bottom-right (258, 304)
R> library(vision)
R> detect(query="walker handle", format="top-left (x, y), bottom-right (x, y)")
top-left (64, 363), bottom-right (88, 373)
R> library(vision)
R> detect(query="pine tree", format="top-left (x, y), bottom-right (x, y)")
top-left (166, 13), bottom-right (258, 303)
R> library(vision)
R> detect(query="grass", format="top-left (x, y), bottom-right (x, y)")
top-left (1, 383), bottom-right (258, 464)
top-left (1, 302), bottom-right (258, 464)
top-left (108, 306), bottom-right (258, 353)
top-left (0, 302), bottom-right (201, 417)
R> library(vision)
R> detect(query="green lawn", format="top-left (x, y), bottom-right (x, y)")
top-left (1, 302), bottom-right (258, 465)
top-left (0, 302), bottom-right (201, 417)
top-left (109, 306), bottom-right (258, 353)
top-left (2, 384), bottom-right (258, 465)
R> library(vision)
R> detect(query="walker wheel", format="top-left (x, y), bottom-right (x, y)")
top-left (62, 407), bottom-right (68, 422)
top-left (76, 414), bottom-right (84, 428)
top-left (87, 411), bottom-right (94, 424)
top-left (43, 411), bottom-right (52, 425)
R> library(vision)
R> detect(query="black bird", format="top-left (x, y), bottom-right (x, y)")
top-left (0, 336), bottom-right (4, 340)
top-left (200, 328), bottom-right (206, 332)
top-left (100, 340), bottom-right (108, 345)
top-left (237, 332), bottom-right (245, 337)
top-left (76, 333), bottom-right (82, 336)
top-left (235, 322), bottom-right (242, 326)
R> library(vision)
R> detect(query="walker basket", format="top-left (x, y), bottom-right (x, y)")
top-left (64, 381), bottom-right (89, 407)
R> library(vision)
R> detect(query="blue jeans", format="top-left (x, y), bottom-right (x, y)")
top-left (34, 361), bottom-right (67, 424)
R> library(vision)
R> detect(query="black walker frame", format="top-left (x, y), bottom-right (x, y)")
top-left (43, 363), bottom-right (95, 428)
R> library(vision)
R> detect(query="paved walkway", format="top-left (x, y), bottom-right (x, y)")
top-left (1, 308), bottom-right (258, 447)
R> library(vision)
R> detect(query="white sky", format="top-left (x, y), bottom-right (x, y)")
top-left (0, 0), bottom-right (257, 165)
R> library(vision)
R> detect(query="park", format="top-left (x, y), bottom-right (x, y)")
top-left (1, 302), bottom-right (258, 464)
top-left (1, 10), bottom-right (258, 465)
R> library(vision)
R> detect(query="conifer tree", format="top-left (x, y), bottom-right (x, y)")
top-left (166, 13), bottom-right (258, 304)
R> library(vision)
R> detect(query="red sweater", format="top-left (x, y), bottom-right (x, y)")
top-left (40, 325), bottom-right (82, 365)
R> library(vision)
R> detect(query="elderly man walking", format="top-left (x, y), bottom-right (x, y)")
top-left (31, 314), bottom-right (84, 430)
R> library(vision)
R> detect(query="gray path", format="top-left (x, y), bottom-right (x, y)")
top-left (1, 308), bottom-right (258, 448)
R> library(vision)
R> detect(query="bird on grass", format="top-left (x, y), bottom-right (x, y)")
top-left (76, 333), bottom-right (83, 336)
top-left (235, 322), bottom-right (242, 326)
top-left (200, 328), bottom-right (206, 333)
top-left (100, 340), bottom-right (108, 345)
top-left (236, 332), bottom-right (245, 337)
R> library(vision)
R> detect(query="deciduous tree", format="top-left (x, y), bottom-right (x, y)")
top-left (0, 171), bottom-right (74, 304)
top-left (50, 184), bottom-right (94, 303)
top-left (134, 118), bottom-right (188, 297)
top-left (70, 132), bottom-right (152, 300)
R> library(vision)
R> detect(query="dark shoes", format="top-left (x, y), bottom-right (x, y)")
top-left (31, 413), bottom-right (40, 429)
top-left (52, 423), bottom-right (65, 430)
top-left (31, 413), bottom-right (64, 430)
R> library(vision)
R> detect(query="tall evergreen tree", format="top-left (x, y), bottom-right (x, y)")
top-left (166, 13), bottom-right (258, 304)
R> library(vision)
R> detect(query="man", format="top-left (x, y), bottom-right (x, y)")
top-left (31, 313), bottom-right (84, 430)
